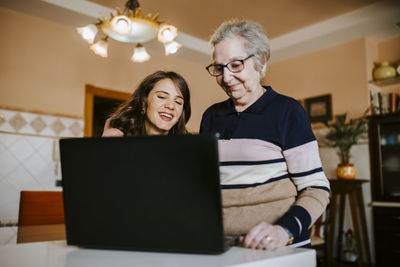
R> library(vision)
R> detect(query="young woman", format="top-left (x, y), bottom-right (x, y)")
top-left (102, 71), bottom-right (191, 137)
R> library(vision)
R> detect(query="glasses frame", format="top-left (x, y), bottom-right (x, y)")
top-left (205, 54), bottom-right (255, 77)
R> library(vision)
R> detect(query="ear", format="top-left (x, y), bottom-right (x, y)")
top-left (261, 62), bottom-right (267, 74)
top-left (260, 53), bottom-right (268, 75)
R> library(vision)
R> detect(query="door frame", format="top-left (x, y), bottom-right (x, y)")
top-left (84, 84), bottom-right (131, 137)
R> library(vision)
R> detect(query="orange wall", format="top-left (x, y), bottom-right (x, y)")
top-left (1, 6), bottom-right (399, 132)
top-left (0, 7), bottom-right (225, 132)
top-left (267, 38), bottom-right (369, 121)
top-left (378, 36), bottom-right (400, 64)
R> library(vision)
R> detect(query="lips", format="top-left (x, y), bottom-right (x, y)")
top-left (159, 112), bottom-right (173, 121)
top-left (225, 83), bottom-right (239, 91)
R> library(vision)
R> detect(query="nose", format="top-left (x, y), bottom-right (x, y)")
top-left (165, 100), bottom-right (175, 110)
top-left (222, 67), bottom-right (233, 83)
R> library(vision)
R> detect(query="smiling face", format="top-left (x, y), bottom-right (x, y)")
top-left (144, 78), bottom-right (184, 135)
top-left (213, 37), bottom-right (266, 111)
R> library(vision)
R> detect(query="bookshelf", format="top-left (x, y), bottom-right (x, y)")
top-left (368, 76), bottom-right (400, 87)
top-left (368, 76), bottom-right (400, 115)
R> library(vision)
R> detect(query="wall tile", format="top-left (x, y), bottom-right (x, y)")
top-left (0, 108), bottom-right (84, 229)
top-left (0, 227), bottom-right (17, 245)
top-left (6, 166), bottom-right (40, 191)
top-left (0, 109), bottom-right (83, 138)
top-left (0, 133), bottom-right (18, 148)
top-left (23, 153), bottom-right (49, 178)
top-left (0, 179), bottom-right (19, 220)
top-left (8, 138), bottom-right (35, 162)
top-left (30, 116), bottom-right (47, 133)
top-left (0, 122), bottom-right (16, 133)
top-left (0, 150), bottom-right (19, 178)
top-left (9, 113), bottom-right (27, 132)
top-left (26, 135), bottom-right (48, 150)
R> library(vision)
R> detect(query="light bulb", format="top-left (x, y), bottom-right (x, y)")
top-left (110, 16), bottom-right (132, 35)
top-left (76, 24), bottom-right (98, 44)
top-left (90, 39), bottom-right (108, 58)
top-left (164, 41), bottom-right (182, 56)
top-left (158, 24), bottom-right (178, 43)
top-left (131, 44), bottom-right (150, 62)
top-left (162, 29), bottom-right (174, 42)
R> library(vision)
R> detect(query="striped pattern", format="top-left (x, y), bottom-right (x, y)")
top-left (218, 138), bottom-right (329, 192)
top-left (200, 86), bottom-right (330, 248)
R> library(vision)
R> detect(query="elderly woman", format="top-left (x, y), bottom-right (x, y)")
top-left (200, 20), bottom-right (330, 250)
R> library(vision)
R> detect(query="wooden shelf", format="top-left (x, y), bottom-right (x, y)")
top-left (368, 76), bottom-right (400, 87)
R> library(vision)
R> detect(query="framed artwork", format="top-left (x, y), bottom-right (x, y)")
top-left (304, 94), bottom-right (332, 123)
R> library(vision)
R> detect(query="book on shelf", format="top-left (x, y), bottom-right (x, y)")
top-left (369, 90), bottom-right (400, 115)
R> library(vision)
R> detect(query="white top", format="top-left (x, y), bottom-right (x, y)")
top-left (0, 241), bottom-right (316, 267)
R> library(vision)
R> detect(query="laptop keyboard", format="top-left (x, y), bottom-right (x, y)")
top-left (224, 235), bottom-right (243, 249)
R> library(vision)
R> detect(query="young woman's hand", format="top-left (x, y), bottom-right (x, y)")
top-left (102, 118), bottom-right (124, 137)
top-left (239, 221), bottom-right (289, 250)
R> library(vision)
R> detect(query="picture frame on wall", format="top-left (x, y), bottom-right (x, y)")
top-left (304, 94), bottom-right (332, 123)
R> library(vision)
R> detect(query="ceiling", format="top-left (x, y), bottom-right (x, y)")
top-left (2, 0), bottom-right (400, 63)
top-left (90, 0), bottom-right (380, 40)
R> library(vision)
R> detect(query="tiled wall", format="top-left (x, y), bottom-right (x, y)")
top-left (0, 108), bottom-right (83, 245)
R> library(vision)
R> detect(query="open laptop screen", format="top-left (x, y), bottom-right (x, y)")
top-left (60, 134), bottom-right (225, 254)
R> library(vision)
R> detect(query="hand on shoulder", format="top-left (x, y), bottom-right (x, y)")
top-left (102, 118), bottom-right (124, 137)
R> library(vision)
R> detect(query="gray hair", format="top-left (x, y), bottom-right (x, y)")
top-left (210, 20), bottom-right (270, 77)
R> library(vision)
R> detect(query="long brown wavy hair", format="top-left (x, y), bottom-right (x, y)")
top-left (108, 71), bottom-right (191, 136)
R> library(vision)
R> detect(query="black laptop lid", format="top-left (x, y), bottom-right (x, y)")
top-left (59, 134), bottom-right (224, 254)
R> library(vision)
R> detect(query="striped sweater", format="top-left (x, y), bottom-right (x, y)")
top-left (200, 87), bottom-right (330, 248)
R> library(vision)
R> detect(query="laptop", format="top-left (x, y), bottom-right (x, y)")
top-left (59, 134), bottom-right (231, 254)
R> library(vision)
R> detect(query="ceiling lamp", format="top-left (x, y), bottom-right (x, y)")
top-left (76, 0), bottom-right (181, 62)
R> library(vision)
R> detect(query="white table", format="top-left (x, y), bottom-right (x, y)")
top-left (0, 240), bottom-right (316, 267)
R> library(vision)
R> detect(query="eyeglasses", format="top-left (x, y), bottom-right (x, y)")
top-left (205, 54), bottom-right (254, 77)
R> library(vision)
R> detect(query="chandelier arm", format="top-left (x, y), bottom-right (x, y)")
top-left (125, 0), bottom-right (140, 13)
top-left (77, 0), bottom-right (181, 62)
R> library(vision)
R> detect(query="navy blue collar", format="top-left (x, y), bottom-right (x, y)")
top-left (215, 86), bottom-right (276, 116)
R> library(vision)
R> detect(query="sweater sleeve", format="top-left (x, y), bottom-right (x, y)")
top-left (275, 103), bottom-right (330, 238)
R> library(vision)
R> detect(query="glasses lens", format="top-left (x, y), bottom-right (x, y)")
top-left (227, 60), bottom-right (244, 73)
top-left (208, 65), bottom-right (223, 76)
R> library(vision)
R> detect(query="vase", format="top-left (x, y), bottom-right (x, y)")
top-left (373, 61), bottom-right (396, 81)
top-left (343, 251), bottom-right (357, 262)
top-left (336, 163), bottom-right (356, 179)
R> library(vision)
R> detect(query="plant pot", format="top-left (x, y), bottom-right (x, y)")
top-left (343, 250), bottom-right (357, 262)
top-left (336, 163), bottom-right (356, 179)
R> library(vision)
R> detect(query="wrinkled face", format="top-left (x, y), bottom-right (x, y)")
top-left (213, 37), bottom-right (265, 109)
top-left (145, 78), bottom-right (184, 135)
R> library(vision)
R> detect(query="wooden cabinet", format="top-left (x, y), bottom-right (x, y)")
top-left (368, 113), bottom-right (400, 202)
top-left (372, 206), bottom-right (400, 266)
top-left (368, 113), bottom-right (400, 266)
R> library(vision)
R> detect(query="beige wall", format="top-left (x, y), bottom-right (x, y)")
top-left (1, 6), bottom-right (399, 132)
top-left (0, 7), bottom-right (225, 133)
top-left (378, 36), bottom-right (400, 64)
top-left (267, 38), bottom-right (370, 121)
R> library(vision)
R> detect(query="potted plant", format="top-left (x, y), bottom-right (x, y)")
top-left (323, 112), bottom-right (367, 179)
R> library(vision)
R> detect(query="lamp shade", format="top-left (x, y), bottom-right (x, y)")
top-left (110, 15), bottom-right (132, 35)
top-left (90, 39), bottom-right (108, 57)
top-left (158, 24), bottom-right (178, 43)
top-left (164, 41), bottom-right (182, 56)
top-left (131, 44), bottom-right (150, 62)
top-left (76, 24), bottom-right (98, 44)
top-left (76, 1), bottom-right (181, 62)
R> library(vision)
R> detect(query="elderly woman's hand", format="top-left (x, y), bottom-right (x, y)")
top-left (240, 221), bottom-right (289, 250)
top-left (102, 118), bottom-right (124, 137)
